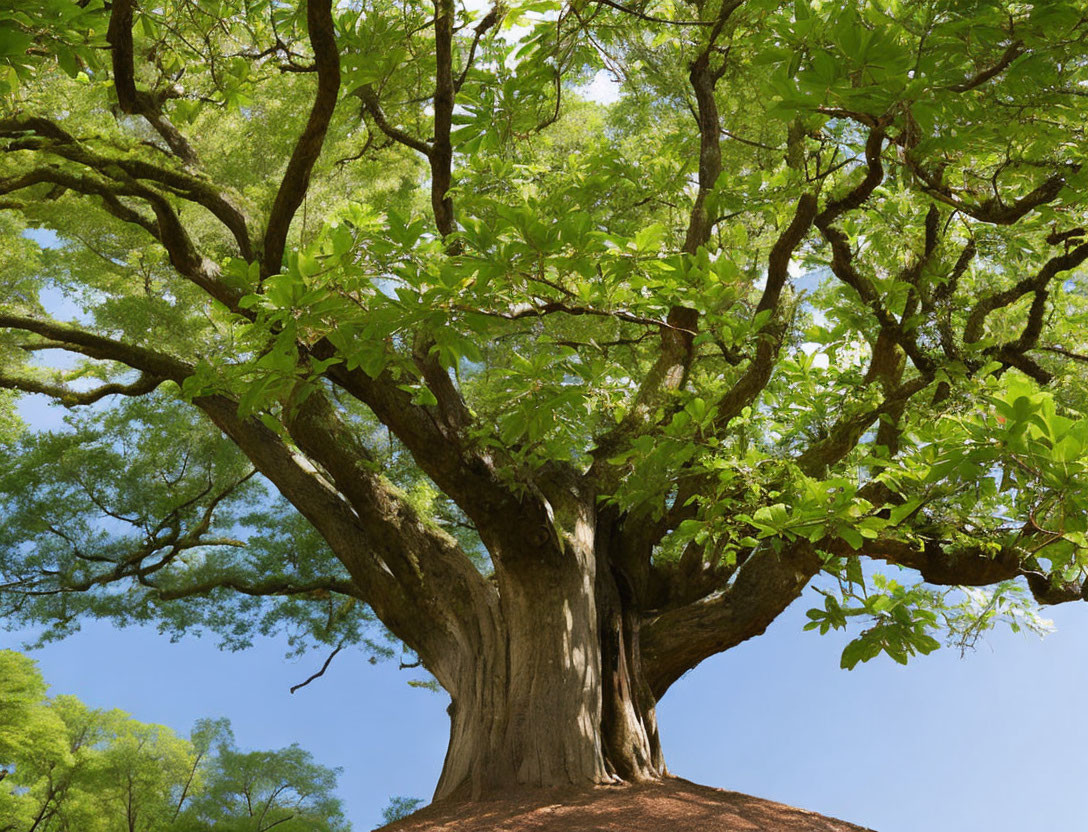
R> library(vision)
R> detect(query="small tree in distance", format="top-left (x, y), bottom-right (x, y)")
top-left (381, 797), bottom-right (426, 826)
top-left (0, 650), bottom-right (350, 831)
top-left (2, 0), bottom-right (1088, 806)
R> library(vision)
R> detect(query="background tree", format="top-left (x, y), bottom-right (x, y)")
top-left (174, 722), bottom-right (350, 832)
top-left (379, 798), bottom-right (426, 826)
top-left (2, 0), bottom-right (1088, 803)
top-left (0, 651), bottom-right (350, 832)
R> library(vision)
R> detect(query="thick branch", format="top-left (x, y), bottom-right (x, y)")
top-left (907, 163), bottom-right (1068, 226)
top-left (795, 376), bottom-right (932, 476)
top-left (106, 0), bottom-right (199, 165)
top-left (641, 540), bottom-right (821, 698)
top-left (0, 314), bottom-right (193, 381)
top-left (0, 313), bottom-right (495, 677)
top-left (825, 536), bottom-right (1086, 606)
top-left (282, 391), bottom-right (500, 686)
top-left (286, 392), bottom-right (489, 605)
top-left (262, 0), bottom-right (341, 276)
top-left (316, 354), bottom-right (557, 566)
top-left (191, 394), bottom-right (467, 663)
top-left (431, 0), bottom-right (457, 237)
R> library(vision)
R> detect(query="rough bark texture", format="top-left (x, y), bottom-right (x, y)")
top-left (434, 497), bottom-right (665, 800)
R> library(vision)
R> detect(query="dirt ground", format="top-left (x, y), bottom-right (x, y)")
top-left (377, 777), bottom-right (877, 831)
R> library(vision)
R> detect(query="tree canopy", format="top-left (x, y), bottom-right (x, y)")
top-left (2, 0), bottom-right (1088, 801)
top-left (0, 650), bottom-right (350, 832)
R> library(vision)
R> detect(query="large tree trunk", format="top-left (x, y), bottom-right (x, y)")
top-left (432, 502), bottom-right (665, 801)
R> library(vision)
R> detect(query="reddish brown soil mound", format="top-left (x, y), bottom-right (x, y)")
top-left (377, 777), bottom-right (876, 831)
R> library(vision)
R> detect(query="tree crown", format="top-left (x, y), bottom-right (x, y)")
top-left (1, 0), bottom-right (1087, 697)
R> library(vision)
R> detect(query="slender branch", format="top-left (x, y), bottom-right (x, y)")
top-left (593, 0), bottom-right (715, 26)
top-left (711, 191), bottom-right (820, 429)
top-left (290, 642), bottom-right (344, 693)
top-left (1039, 345), bottom-right (1088, 363)
top-left (454, 301), bottom-right (685, 331)
top-left (946, 40), bottom-right (1025, 93)
top-left (0, 167), bottom-right (159, 237)
top-left (4, 117), bottom-right (253, 259)
top-left (814, 128), bottom-right (942, 377)
top-left (431, 0), bottom-right (457, 238)
top-left (148, 575), bottom-right (357, 602)
top-left (964, 243), bottom-right (1088, 344)
top-left (707, 130), bottom-right (888, 445)
top-left (0, 314), bottom-right (193, 380)
top-left (455, 6), bottom-right (502, 91)
top-left (721, 128), bottom-right (779, 151)
top-left (817, 126), bottom-right (889, 225)
top-left (0, 163), bottom-right (241, 308)
top-left (358, 87), bottom-right (433, 156)
top-left (0, 372), bottom-right (164, 406)
top-left (682, 48), bottom-right (724, 253)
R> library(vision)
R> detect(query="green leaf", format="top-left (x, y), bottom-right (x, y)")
top-left (838, 527), bottom-right (864, 550)
top-left (889, 498), bottom-right (923, 526)
top-left (633, 223), bottom-right (667, 253)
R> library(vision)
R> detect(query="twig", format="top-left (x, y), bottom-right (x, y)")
top-left (290, 642), bottom-right (345, 693)
top-left (594, 0), bottom-right (715, 26)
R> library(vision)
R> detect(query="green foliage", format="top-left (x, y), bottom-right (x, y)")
top-left (0, 394), bottom-right (385, 658)
top-left (3, 0), bottom-right (1088, 689)
top-left (0, 0), bottom-right (107, 95)
top-left (175, 734), bottom-right (349, 832)
top-left (0, 651), bottom-right (350, 831)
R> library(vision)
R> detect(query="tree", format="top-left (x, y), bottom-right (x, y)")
top-left (0, 651), bottom-right (350, 832)
top-left (379, 798), bottom-right (426, 826)
top-left (173, 722), bottom-right (350, 832)
top-left (2, 0), bottom-right (1088, 805)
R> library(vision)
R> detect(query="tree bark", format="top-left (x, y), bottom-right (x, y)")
top-left (432, 501), bottom-right (665, 800)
